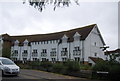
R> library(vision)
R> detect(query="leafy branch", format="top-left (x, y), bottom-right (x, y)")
top-left (23, 0), bottom-right (79, 12)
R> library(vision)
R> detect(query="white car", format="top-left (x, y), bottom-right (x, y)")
top-left (0, 57), bottom-right (20, 76)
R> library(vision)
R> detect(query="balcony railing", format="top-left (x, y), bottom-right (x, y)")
top-left (73, 50), bottom-right (81, 56)
top-left (61, 51), bottom-right (68, 56)
top-left (50, 51), bottom-right (56, 57)
top-left (12, 53), bottom-right (18, 57)
top-left (41, 52), bottom-right (47, 57)
top-left (22, 53), bottom-right (28, 57)
top-left (32, 52), bottom-right (38, 57)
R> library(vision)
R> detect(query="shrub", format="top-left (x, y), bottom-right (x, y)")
top-left (52, 63), bottom-right (67, 74)
top-left (39, 62), bottom-right (53, 71)
top-left (17, 63), bottom-right (32, 69)
top-left (40, 61), bottom-right (53, 68)
top-left (80, 64), bottom-right (92, 70)
top-left (64, 60), bottom-right (80, 73)
top-left (92, 60), bottom-right (110, 72)
top-left (109, 62), bottom-right (120, 81)
top-left (92, 60), bottom-right (120, 80)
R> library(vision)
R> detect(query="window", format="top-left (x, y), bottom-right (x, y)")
top-left (94, 53), bottom-right (97, 56)
top-left (14, 50), bottom-right (18, 54)
top-left (53, 40), bottom-right (55, 43)
top-left (51, 58), bottom-right (56, 61)
top-left (62, 48), bottom-right (67, 52)
top-left (23, 58), bottom-right (27, 61)
top-left (74, 36), bottom-right (80, 41)
top-left (14, 40), bottom-right (19, 46)
top-left (23, 50), bottom-right (28, 54)
top-left (24, 39), bottom-right (28, 46)
top-left (50, 48), bottom-right (57, 56)
top-left (62, 34), bottom-right (68, 43)
top-left (50, 40), bottom-right (52, 44)
top-left (74, 47), bottom-right (80, 51)
top-left (56, 40), bottom-right (58, 43)
top-left (42, 49), bottom-right (47, 53)
top-left (74, 57), bottom-right (80, 62)
top-left (12, 58), bottom-right (17, 61)
top-left (73, 47), bottom-right (81, 56)
top-left (41, 49), bottom-right (47, 57)
top-left (33, 49), bottom-right (38, 53)
top-left (73, 32), bottom-right (81, 41)
top-left (62, 58), bottom-right (67, 61)
top-left (32, 42), bottom-right (34, 45)
top-left (33, 58), bottom-right (38, 61)
top-left (52, 48), bottom-right (56, 51)
top-left (94, 42), bottom-right (97, 46)
top-left (42, 58), bottom-right (48, 61)
top-left (0, 59), bottom-right (15, 65)
top-left (46, 41), bottom-right (48, 44)
top-left (43, 41), bottom-right (45, 44)
top-left (61, 48), bottom-right (68, 56)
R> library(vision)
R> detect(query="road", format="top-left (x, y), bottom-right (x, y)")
top-left (1, 69), bottom-right (102, 81)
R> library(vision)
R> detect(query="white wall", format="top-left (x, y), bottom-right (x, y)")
top-left (84, 26), bottom-right (105, 62)
top-left (31, 41), bottom-right (58, 61)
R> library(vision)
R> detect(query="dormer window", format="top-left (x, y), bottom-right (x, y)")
top-left (73, 32), bottom-right (81, 41)
top-left (62, 34), bottom-right (68, 43)
top-left (23, 39), bottom-right (29, 46)
top-left (14, 40), bottom-right (19, 46)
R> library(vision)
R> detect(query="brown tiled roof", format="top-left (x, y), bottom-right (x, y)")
top-left (11, 24), bottom-right (96, 42)
top-left (2, 24), bottom-right (97, 45)
top-left (1, 33), bottom-right (12, 42)
top-left (105, 49), bottom-right (120, 55)
top-left (89, 57), bottom-right (103, 63)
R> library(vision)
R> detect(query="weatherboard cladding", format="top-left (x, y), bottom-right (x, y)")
top-left (2, 24), bottom-right (96, 45)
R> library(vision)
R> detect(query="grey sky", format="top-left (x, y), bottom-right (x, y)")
top-left (0, 0), bottom-right (118, 50)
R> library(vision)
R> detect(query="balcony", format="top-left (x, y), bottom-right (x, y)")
top-left (32, 52), bottom-right (38, 57)
top-left (50, 51), bottom-right (56, 57)
top-left (41, 52), bottom-right (47, 57)
top-left (61, 51), bottom-right (68, 56)
top-left (73, 50), bottom-right (81, 56)
top-left (22, 53), bottom-right (28, 57)
top-left (11, 53), bottom-right (18, 58)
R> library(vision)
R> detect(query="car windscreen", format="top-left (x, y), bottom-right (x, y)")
top-left (0, 59), bottom-right (15, 65)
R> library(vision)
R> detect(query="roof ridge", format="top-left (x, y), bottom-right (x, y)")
top-left (3, 24), bottom-right (96, 43)
top-left (11, 24), bottom-right (96, 37)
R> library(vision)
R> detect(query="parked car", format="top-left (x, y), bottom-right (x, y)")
top-left (0, 57), bottom-right (20, 76)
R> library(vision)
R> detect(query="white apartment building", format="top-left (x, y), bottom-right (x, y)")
top-left (1, 24), bottom-right (106, 64)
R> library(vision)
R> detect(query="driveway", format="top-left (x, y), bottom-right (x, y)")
top-left (2, 69), bottom-right (103, 81)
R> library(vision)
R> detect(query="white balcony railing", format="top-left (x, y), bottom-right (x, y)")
top-left (22, 53), bottom-right (28, 57)
top-left (41, 52), bottom-right (47, 57)
top-left (50, 51), bottom-right (56, 57)
top-left (32, 53), bottom-right (38, 57)
top-left (61, 51), bottom-right (68, 56)
top-left (73, 50), bottom-right (81, 56)
top-left (11, 53), bottom-right (18, 57)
